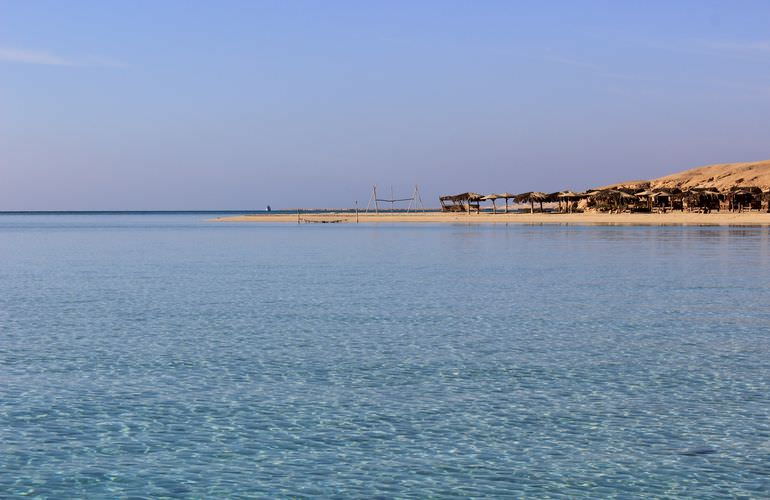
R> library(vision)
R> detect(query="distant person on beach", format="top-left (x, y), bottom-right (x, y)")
top-left (267, 205), bottom-right (271, 212)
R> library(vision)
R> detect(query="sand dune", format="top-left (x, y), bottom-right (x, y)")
top-left (601, 159), bottom-right (770, 191)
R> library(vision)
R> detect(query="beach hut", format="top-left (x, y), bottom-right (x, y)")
top-left (670, 188), bottom-right (685, 211)
top-left (650, 189), bottom-right (682, 212)
top-left (439, 192), bottom-right (483, 213)
top-left (726, 187), bottom-right (762, 212)
top-left (653, 191), bottom-right (671, 211)
top-left (682, 188), bottom-right (722, 212)
top-left (634, 190), bottom-right (654, 212)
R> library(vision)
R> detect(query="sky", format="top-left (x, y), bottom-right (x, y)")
top-left (2, 0), bottom-right (770, 210)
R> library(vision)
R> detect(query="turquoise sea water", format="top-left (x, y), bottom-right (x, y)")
top-left (1, 214), bottom-right (769, 497)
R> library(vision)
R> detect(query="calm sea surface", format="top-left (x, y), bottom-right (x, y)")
top-left (1, 214), bottom-right (769, 497)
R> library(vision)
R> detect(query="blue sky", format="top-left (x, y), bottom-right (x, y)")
top-left (2, 0), bottom-right (770, 209)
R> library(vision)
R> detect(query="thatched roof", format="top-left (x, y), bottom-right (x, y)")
top-left (590, 189), bottom-right (638, 201)
top-left (684, 189), bottom-right (721, 198)
top-left (513, 192), bottom-right (531, 203)
top-left (514, 191), bottom-right (552, 203)
top-left (729, 186), bottom-right (762, 193)
top-left (591, 189), bottom-right (617, 199)
top-left (440, 192), bottom-right (483, 202)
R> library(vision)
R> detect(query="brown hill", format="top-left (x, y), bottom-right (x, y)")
top-left (599, 159), bottom-right (770, 191)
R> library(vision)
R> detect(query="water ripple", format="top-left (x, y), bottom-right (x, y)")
top-left (1, 216), bottom-right (769, 496)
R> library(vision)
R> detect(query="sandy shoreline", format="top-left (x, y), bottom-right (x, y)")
top-left (213, 211), bottom-right (770, 225)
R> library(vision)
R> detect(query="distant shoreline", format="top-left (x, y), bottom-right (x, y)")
top-left (213, 211), bottom-right (770, 226)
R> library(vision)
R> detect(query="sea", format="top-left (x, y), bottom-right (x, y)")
top-left (1, 212), bottom-right (769, 497)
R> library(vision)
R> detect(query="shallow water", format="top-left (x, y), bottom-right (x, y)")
top-left (1, 214), bottom-right (769, 497)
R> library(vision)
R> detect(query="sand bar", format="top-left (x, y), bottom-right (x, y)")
top-left (214, 211), bottom-right (770, 225)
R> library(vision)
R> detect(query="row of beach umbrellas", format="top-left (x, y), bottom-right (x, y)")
top-left (473, 188), bottom-right (738, 213)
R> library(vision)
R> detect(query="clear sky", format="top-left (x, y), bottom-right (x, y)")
top-left (2, 1), bottom-right (770, 210)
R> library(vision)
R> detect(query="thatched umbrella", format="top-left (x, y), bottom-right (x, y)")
top-left (481, 194), bottom-right (500, 214)
top-left (498, 192), bottom-right (515, 213)
top-left (515, 192), bottom-right (550, 213)
top-left (619, 191), bottom-right (637, 200)
top-left (532, 192), bottom-right (550, 213)
top-left (558, 190), bottom-right (582, 213)
top-left (514, 192), bottom-right (533, 213)
top-left (468, 192), bottom-right (484, 213)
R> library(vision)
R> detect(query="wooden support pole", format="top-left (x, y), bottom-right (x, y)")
top-left (415, 185), bottom-right (425, 212)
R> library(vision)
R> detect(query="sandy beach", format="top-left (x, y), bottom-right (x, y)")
top-left (214, 211), bottom-right (770, 225)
